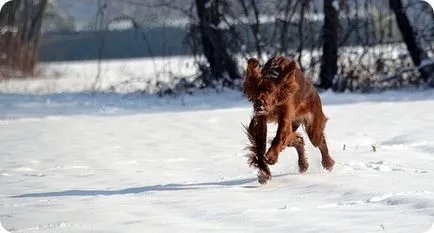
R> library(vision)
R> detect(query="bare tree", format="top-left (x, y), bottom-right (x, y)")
top-left (318, 0), bottom-right (338, 90)
top-left (0, 0), bottom-right (48, 77)
top-left (388, 0), bottom-right (434, 84)
top-left (238, 0), bottom-right (263, 61)
top-left (296, 0), bottom-right (309, 71)
top-left (194, 0), bottom-right (241, 87)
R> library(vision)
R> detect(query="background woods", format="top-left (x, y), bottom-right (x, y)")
top-left (0, 0), bottom-right (433, 93)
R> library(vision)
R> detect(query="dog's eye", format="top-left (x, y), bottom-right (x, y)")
top-left (267, 69), bottom-right (279, 78)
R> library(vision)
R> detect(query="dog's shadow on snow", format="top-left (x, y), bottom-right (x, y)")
top-left (11, 174), bottom-right (289, 198)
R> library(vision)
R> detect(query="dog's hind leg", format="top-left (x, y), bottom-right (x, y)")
top-left (305, 114), bottom-right (335, 172)
top-left (317, 135), bottom-right (335, 171)
top-left (291, 133), bottom-right (309, 173)
top-left (289, 121), bottom-right (308, 173)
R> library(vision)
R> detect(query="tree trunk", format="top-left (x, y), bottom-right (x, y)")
top-left (0, 0), bottom-right (48, 76)
top-left (195, 0), bottom-right (241, 87)
top-left (297, 0), bottom-right (308, 71)
top-left (239, 0), bottom-right (262, 60)
top-left (0, 0), bottom-right (21, 26)
top-left (388, 0), bottom-right (434, 84)
top-left (318, 0), bottom-right (338, 90)
top-left (26, 0), bottom-right (48, 47)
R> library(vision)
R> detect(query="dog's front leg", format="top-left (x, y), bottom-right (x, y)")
top-left (247, 115), bottom-right (271, 183)
top-left (248, 115), bottom-right (268, 157)
top-left (264, 117), bottom-right (292, 165)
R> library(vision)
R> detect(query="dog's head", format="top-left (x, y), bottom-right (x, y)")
top-left (244, 56), bottom-right (297, 115)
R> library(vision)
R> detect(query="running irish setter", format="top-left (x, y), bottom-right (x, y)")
top-left (242, 56), bottom-right (335, 184)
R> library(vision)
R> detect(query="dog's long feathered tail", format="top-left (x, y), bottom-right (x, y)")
top-left (243, 115), bottom-right (271, 184)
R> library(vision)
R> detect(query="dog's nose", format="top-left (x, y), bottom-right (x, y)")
top-left (254, 99), bottom-right (264, 108)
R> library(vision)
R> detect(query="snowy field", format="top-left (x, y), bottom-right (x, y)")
top-left (1, 59), bottom-right (434, 232)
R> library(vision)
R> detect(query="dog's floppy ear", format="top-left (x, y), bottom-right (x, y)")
top-left (276, 59), bottom-right (298, 101)
top-left (243, 58), bottom-right (262, 102)
top-left (246, 58), bottom-right (260, 76)
top-left (247, 58), bottom-right (259, 67)
top-left (282, 60), bottom-right (297, 81)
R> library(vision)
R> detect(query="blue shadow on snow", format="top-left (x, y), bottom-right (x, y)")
top-left (11, 174), bottom-right (290, 198)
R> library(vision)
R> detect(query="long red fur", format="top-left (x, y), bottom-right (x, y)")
top-left (242, 114), bottom-right (270, 183)
top-left (242, 56), bottom-right (336, 184)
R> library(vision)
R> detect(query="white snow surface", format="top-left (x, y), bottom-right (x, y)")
top-left (0, 220), bottom-right (11, 233)
top-left (1, 89), bottom-right (434, 233)
top-left (1, 60), bottom-right (434, 232)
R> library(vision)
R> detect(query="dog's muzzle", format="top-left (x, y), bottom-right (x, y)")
top-left (254, 99), bottom-right (266, 115)
top-left (255, 109), bottom-right (266, 115)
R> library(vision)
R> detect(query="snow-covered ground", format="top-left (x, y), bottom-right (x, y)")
top-left (1, 59), bottom-right (434, 232)
top-left (1, 88), bottom-right (434, 233)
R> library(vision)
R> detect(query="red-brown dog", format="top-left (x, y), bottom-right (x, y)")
top-left (243, 56), bottom-right (335, 184)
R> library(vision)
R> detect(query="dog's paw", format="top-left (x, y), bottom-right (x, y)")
top-left (258, 170), bottom-right (271, 184)
top-left (264, 151), bottom-right (278, 165)
top-left (298, 158), bottom-right (309, 173)
top-left (322, 158), bottom-right (335, 172)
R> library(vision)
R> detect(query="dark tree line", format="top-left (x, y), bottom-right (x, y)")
top-left (188, 0), bottom-right (434, 92)
top-left (1, 0), bottom-right (433, 92)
